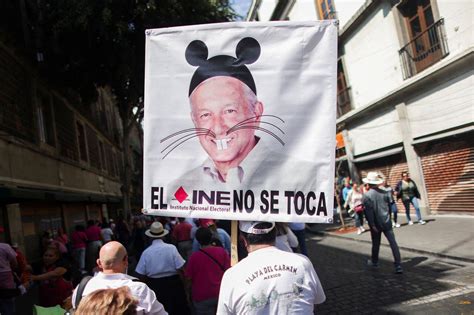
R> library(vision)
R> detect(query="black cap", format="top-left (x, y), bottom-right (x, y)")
top-left (185, 37), bottom-right (261, 96)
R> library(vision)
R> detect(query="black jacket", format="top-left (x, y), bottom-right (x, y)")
top-left (363, 187), bottom-right (392, 231)
top-left (395, 179), bottom-right (421, 200)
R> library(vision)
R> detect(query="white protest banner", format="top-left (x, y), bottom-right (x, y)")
top-left (143, 21), bottom-right (337, 223)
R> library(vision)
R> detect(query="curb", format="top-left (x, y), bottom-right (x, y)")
top-left (309, 230), bottom-right (474, 264)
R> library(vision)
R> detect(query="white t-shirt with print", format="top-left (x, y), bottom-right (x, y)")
top-left (217, 246), bottom-right (325, 314)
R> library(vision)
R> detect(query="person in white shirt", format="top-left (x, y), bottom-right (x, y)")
top-left (100, 221), bottom-right (114, 243)
top-left (71, 241), bottom-right (167, 315)
top-left (135, 222), bottom-right (190, 315)
top-left (275, 223), bottom-right (298, 253)
top-left (288, 222), bottom-right (308, 256)
top-left (217, 221), bottom-right (325, 314)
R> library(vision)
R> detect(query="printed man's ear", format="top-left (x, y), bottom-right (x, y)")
top-left (254, 101), bottom-right (264, 122)
top-left (191, 111), bottom-right (196, 126)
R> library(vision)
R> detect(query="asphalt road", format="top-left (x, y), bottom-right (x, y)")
top-left (307, 233), bottom-right (474, 314)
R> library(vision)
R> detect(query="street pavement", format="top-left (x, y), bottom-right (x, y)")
top-left (307, 214), bottom-right (474, 314)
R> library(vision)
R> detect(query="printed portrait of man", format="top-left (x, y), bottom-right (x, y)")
top-left (190, 75), bottom-right (263, 184)
top-left (164, 37), bottom-right (318, 192)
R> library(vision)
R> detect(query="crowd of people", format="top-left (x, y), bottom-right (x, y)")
top-left (0, 171), bottom-right (424, 314)
top-left (337, 171), bottom-right (427, 235)
top-left (0, 213), bottom-right (314, 315)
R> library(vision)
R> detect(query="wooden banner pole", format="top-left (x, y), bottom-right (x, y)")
top-left (231, 220), bottom-right (238, 266)
top-left (336, 193), bottom-right (345, 229)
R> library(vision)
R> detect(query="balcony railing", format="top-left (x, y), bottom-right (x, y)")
top-left (399, 18), bottom-right (449, 80)
top-left (337, 86), bottom-right (352, 118)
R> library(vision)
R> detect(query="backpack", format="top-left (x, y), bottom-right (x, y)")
top-left (71, 276), bottom-right (92, 311)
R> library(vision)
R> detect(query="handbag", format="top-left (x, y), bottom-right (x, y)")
top-left (354, 204), bottom-right (365, 213)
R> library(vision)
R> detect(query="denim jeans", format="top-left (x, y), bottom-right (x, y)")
top-left (355, 211), bottom-right (364, 227)
top-left (74, 248), bottom-right (86, 271)
top-left (402, 196), bottom-right (422, 221)
top-left (390, 202), bottom-right (398, 223)
top-left (370, 228), bottom-right (401, 266)
top-left (290, 229), bottom-right (308, 256)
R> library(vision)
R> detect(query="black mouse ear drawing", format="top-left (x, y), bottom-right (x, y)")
top-left (235, 37), bottom-right (261, 65)
top-left (185, 40), bottom-right (209, 67)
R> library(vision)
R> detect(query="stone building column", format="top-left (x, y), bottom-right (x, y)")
top-left (342, 130), bottom-right (360, 184)
top-left (395, 103), bottom-right (431, 215)
top-left (6, 203), bottom-right (26, 254)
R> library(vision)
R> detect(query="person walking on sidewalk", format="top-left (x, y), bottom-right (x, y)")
top-left (362, 172), bottom-right (403, 274)
top-left (85, 220), bottom-right (103, 272)
top-left (382, 179), bottom-right (400, 228)
top-left (172, 218), bottom-right (193, 261)
top-left (344, 182), bottom-right (366, 235)
top-left (288, 222), bottom-right (308, 256)
top-left (185, 227), bottom-right (230, 315)
top-left (135, 222), bottom-right (190, 315)
top-left (71, 225), bottom-right (88, 274)
top-left (0, 241), bottom-right (18, 315)
top-left (395, 172), bottom-right (426, 225)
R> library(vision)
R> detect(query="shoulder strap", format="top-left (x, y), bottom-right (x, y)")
top-left (73, 275), bottom-right (93, 309)
top-left (199, 249), bottom-right (225, 271)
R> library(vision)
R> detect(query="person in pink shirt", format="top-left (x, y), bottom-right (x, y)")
top-left (0, 241), bottom-right (18, 315)
top-left (185, 227), bottom-right (230, 315)
top-left (71, 225), bottom-right (88, 273)
top-left (55, 227), bottom-right (70, 254)
top-left (85, 220), bottom-right (103, 272)
top-left (172, 218), bottom-right (193, 260)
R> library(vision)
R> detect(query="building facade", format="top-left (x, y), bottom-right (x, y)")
top-left (248, 0), bottom-right (473, 215)
top-left (0, 41), bottom-right (125, 260)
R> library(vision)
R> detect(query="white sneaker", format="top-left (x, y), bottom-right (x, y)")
top-left (357, 228), bottom-right (362, 235)
top-left (419, 220), bottom-right (426, 225)
top-left (394, 223), bottom-right (401, 228)
top-left (392, 221), bottom-right (396, 228)
top-left (408, 221), bottom-right (414, 225)
top-left (360, 227), bottom-right (366, 232)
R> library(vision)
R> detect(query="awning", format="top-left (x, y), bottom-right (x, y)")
top-left (412, 125), bottom-right (474, 145)
top-left (353, 146), bottom-right (404, 163)
top-left (0, 186), bottom-right (121, 204)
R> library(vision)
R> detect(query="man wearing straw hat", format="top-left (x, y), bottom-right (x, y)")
top-left (362, 171), bottom-right (403, 274)
top-left (217, 221), bottom-right (325, 314)
top-left (135, 222), bottom-right (190, 315)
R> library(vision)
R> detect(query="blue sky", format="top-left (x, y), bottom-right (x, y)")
top-left (230, 0), bottom-right (252, 20)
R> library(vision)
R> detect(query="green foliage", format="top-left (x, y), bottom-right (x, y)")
top-left (35, 0), bottom-right (236, 114)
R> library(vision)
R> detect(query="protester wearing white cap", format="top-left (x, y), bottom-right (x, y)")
top-left (217, 221), bottom-right (325, 314)
top-left (135, 222), bottom-right (190, 315)
top-left (362, 172), bottom-right (403, 274)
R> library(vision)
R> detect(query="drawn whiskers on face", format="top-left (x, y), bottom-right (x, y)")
top-left (160, 128), bottom-right (215, 160)
top-left (227, 114), bottom-right (286, 146)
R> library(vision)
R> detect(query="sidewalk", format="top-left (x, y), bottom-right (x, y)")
top-left (307, 214), bottom-right (474, 262)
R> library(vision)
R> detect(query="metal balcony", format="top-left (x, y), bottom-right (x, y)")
top-left (399, 19), bottom-right (449, 80)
